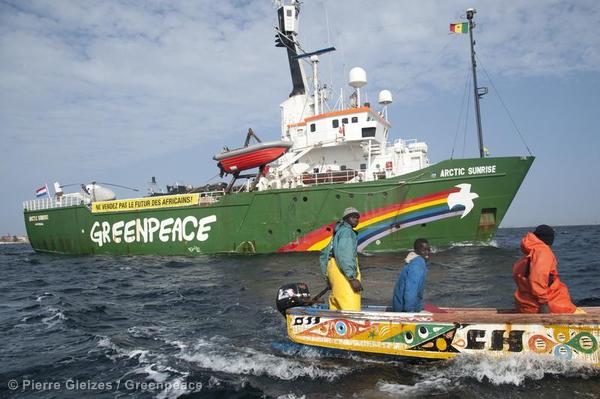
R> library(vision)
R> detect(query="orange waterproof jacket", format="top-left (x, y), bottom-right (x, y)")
top-left (512, 232), bottom-right (576, 314)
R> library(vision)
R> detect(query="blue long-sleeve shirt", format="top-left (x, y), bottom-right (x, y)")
top-left (392, 253), bottom-right (428, 312)
top-left (319, 221), bottom-right (358, 279)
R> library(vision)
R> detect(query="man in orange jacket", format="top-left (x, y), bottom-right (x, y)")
top-left (513, 224), bottom-right (577, 313)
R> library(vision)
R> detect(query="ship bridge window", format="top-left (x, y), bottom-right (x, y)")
top-left (310, 123), bottom-right (316, 132)
top-left (287, 9), bottom-right (292, 17)
top-left (360, 163), bottom-right (366, 170)
top-left (332, 119), bottom-right (339, 128)
top-left (352, 116), bottom-right (358, 123)
top-left (362, 127), bottom-right (376, 137)
top-left (342, 118), bottom-right (348, 124)
top-left (340, 165), bottom-right (347, 170)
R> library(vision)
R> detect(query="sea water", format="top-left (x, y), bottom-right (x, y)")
top-left (1, 226), bottom-right (599, 398)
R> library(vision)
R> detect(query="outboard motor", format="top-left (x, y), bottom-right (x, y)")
top-left (276, 283), bottom-right (312, 316)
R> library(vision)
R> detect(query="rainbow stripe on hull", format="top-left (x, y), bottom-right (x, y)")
top-left (277, 186), bottom-right (468, 252)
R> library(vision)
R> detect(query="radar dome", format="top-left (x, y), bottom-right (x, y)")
top-left (378, 90), bottom-right (393, 105)
top-left (348, 67), bottom-right (367, 88)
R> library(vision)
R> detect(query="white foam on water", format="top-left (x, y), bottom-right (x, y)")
top-left (277, 342), bottom-right (402, 366)
top-left (41, 306), bottom-right (67, 328)
top-left (377, 377), bottom-right (453, 397)
top-left (437, 240), bottom-right (499, 249)
top-left (180, 337), bottom-right (350, 381)
top-left (127, 325), bottom-right (167, 339)
top-left (436, 354), bottom-right (600, 385)
top-left (377, 354), bottom-right (600, 395)
top-left (207, 376), bottom-right (221, 389)
top-left (35, 292), bottom-right (53, 302)
top-left (277, 343), bottom-right (328, 359)
top-left (95, 335), bottom-right (195, 399)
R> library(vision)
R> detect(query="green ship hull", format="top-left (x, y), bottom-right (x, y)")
top-left (23, 156), bottom-right (533, 255)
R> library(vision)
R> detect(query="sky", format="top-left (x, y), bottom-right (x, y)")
top-left (1, 0), bottom-right (599, 235)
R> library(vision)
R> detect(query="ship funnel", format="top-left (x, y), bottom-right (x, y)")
top-left (378, 90), bottom-right (393, 105)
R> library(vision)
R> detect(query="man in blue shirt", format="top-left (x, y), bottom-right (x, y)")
top-left (392, 238), bottom-right (431, 312)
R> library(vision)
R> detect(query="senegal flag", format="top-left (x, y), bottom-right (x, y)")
top-left (450, 23), bottom-right (468, 34)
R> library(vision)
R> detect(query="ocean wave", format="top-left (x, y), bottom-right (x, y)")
top-left (274, 341), bottom-right (405, 367)
top-left (180, 337), bottom-right (350, 381)
top-left (377, 376), bottom-right (453, 397)
top-left (35, 292), bottom-right (54, 302)
top-left (41, 306), bottom-right (67, 328)
top-left (445, 240), bottom-right (499, 249)
top-left (443, 354), bottom-right (599, 385)
top-left (377, 353), bottom-right (600, 395)
top-left (95, 335), bottom-right (195, 399)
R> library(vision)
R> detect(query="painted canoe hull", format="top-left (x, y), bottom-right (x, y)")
top-left (23, 156), bottom-right (532, 255)
top-left (214, 141), bottom-right (292, 173)
top-left (286, 305), bottom-right (600, 366)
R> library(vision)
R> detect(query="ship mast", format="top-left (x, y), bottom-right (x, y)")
top-left (466, 8), bottom-right (487, 158)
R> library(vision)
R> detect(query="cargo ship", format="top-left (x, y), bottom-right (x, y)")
top-left (23, 3), bottom-right (533, 255)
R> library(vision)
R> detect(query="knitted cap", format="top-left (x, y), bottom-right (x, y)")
top-left (342, 207), bottom-right (360, 219)
top-left (533, 224), bottom-right (555, 246)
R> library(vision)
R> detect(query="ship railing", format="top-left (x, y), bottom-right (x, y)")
top-left (301, 170), bottom-right (360, 186)
top-left (197, 190), bottom-right (225, 205)
top-left (390, 138), bottom-right (418, 148)
top-left (23, 196), bottom-right (86, 211)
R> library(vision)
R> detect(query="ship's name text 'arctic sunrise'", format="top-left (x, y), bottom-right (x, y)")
top-left (89, 215), bottom-right (217, 247)
top-left (439, 165), bottom-right (496, 178)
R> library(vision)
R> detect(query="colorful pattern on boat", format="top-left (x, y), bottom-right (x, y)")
top-left (277, 184), bottom-right (478, 252)
top-left (286, 309), bottom-right (600, 366)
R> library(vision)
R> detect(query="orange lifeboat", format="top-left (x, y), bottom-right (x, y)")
top-left (213, 141), bottom-right (292, 174)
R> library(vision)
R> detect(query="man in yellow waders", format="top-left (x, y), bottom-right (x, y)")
top-left (319, 207), bottom-right (363, 310)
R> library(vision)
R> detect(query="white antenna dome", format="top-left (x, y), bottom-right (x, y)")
top-left (378, 90), bottom-right (393, 105)
top-left (348, 67), bottom-right (367, 88)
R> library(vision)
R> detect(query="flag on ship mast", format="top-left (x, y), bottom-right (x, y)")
top-left (35, 184), bottom-right (49, 198)
top-left (450, 23), bottom-right (468, 34)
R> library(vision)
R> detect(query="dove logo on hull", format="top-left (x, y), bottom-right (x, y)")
top-left (447, 184), bottom-right (479, 218)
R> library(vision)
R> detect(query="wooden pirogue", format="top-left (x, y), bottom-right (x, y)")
top-left (285, 306), bottom-right (600, 366)
top-left (276, 286), bottom-right (600, 366)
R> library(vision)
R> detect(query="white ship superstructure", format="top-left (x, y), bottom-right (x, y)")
top-left (258, 0), bottom-right (429, 191)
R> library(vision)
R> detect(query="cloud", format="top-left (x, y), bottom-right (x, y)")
top-left (1, 0), bottom-right (599, 232)
top-left (2, 0), bottom-right (598, 164)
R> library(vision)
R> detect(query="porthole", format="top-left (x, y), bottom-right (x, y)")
top-left (335, 194), bottom-right (341, 199)
top-left (303, 197), bottom-right (308, 202)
